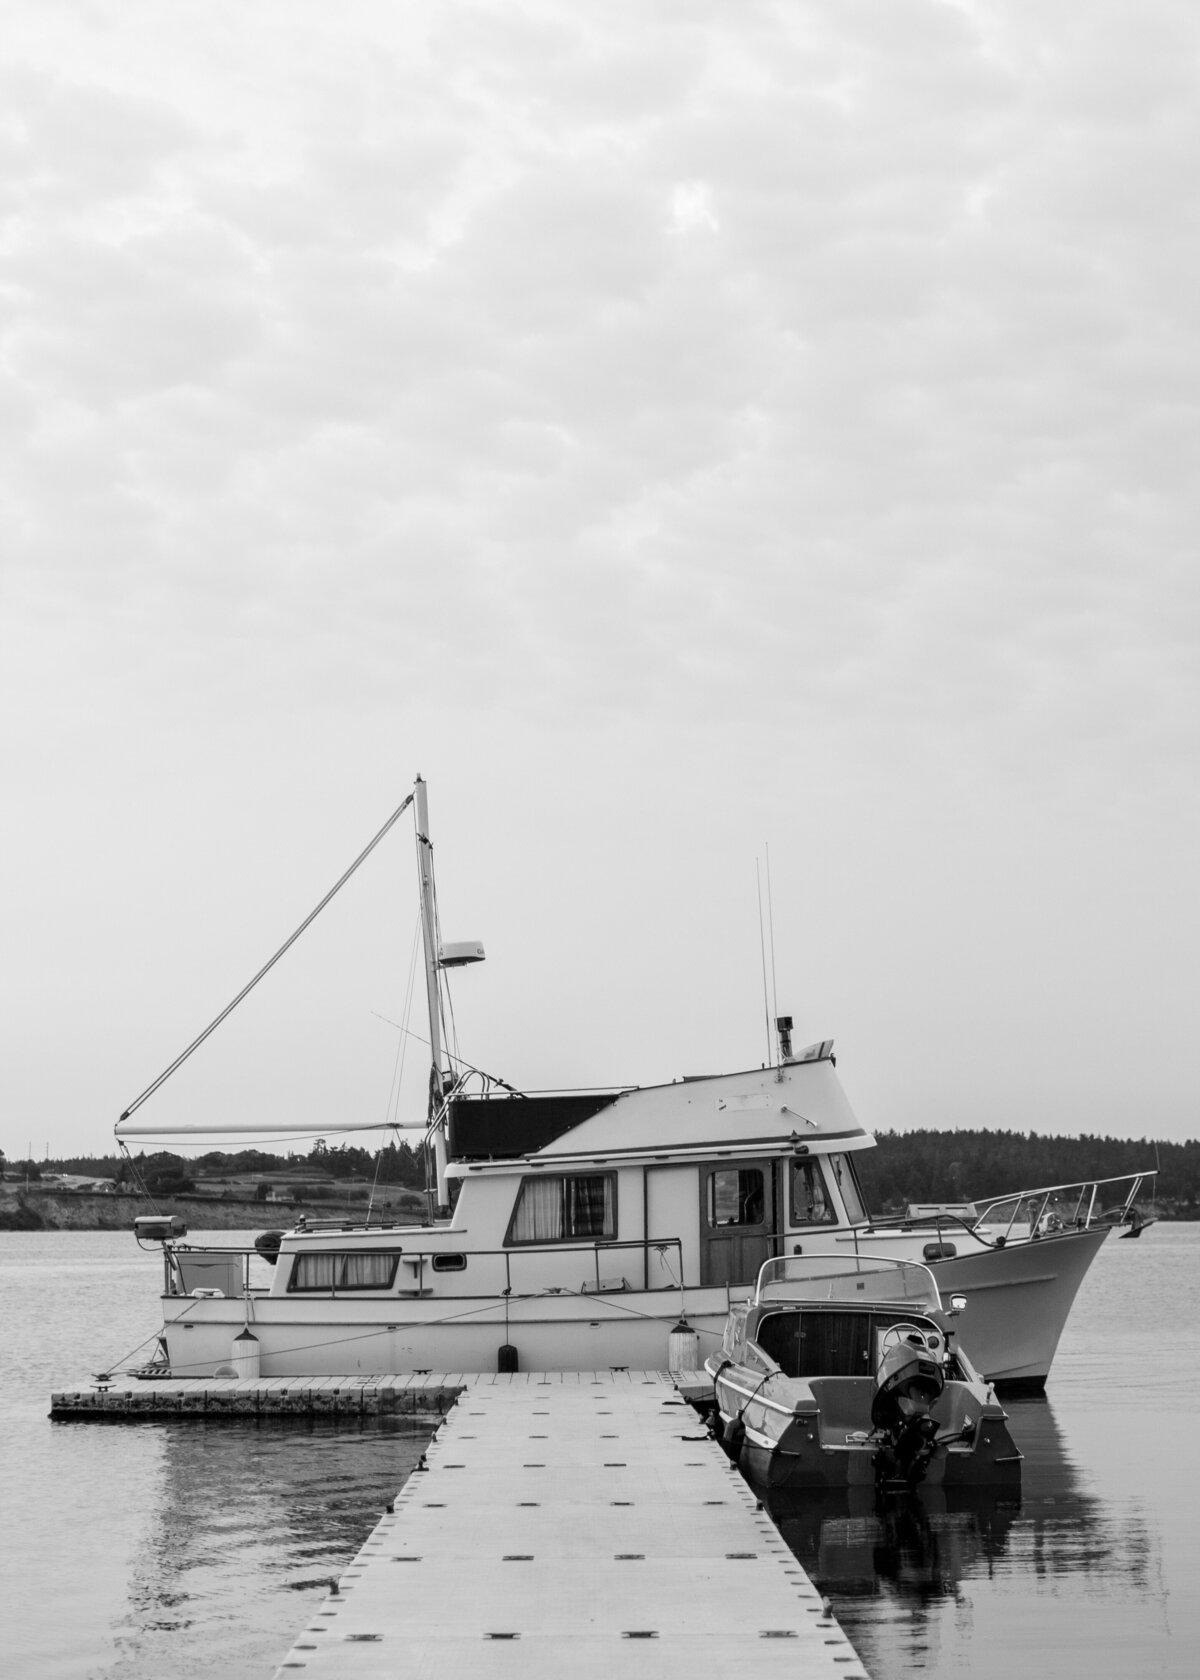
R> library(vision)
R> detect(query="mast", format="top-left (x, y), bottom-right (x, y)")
top-left (414, 775), bottom-right (450, 1211)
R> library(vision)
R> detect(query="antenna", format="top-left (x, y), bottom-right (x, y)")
top-left (765, 841), bottom-right (780, 1030)
top-left (755, 859), bottom-right (772, 1066)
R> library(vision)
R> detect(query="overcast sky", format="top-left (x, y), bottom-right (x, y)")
top-left (2, 0), bottom-right (1197, 1167)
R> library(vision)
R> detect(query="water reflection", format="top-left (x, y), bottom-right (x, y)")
top-left (100, 1418), bottom-right (430, 1680)
top-left (761, 1396), bottom-right (1165, 1680)
top-left (766, 1484), bottom-right (1020, 1604)
top-left (999, 1397), bottom-right (1156, 1590)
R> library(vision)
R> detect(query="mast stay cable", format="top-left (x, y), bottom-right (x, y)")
top-left (118, 791), bottom-right (415, 1126)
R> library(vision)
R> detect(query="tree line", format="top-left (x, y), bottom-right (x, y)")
top-left (3, 1140), bottom-right (429, 1197)
top-left (7, 1130), bottom-right (1194, 1214)
top-left (854, 1129), bottom-right (1191, 1215)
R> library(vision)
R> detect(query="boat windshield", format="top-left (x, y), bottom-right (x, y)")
top-left (754, 1252), bottom-right (942, 1312)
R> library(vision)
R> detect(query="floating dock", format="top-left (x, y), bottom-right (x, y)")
top-left (269, 1373), bottom-right (868, 1679)
top-left (49, 1372), bottom-right (466, 1419)
top-left (49, 1369), bottom-right (713, 1419)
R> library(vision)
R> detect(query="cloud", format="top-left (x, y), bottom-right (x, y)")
top-left (1, 0), bottom-right (1199, 1149)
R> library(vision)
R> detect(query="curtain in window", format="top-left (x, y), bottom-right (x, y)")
top-left (567, 1174), bottom-right (613, 1238)
top-left (341, 1253), bottom-right (393, 1288)
top-left (511, 1176), bottom-right (565, 1242)
top-left (293, 1253), bottom-right (338, 1290)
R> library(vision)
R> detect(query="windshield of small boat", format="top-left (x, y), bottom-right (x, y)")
top-left (754, 1252), bottom-right (941, 1312)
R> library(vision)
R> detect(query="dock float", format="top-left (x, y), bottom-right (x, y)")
top-left (270, 1372), bottom-right (868, 1679)
top-left (49, 1373), bottom-right (466, 1420)
top-left (49, 1368), bottom-right (714, 1419)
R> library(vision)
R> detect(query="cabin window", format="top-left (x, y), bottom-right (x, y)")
top-left (431, 1253), bottom-right (467, 1272)
top-left (707, 1167), bottom-right (766, 1228)
top-left (789, 1159), bottom-right (836, 1226)
top-left (506, 1173), bottom-right (616, 1244)
top-left (828, 1153), bottom-right (868, 1223)
top-left (287, 1251), bottom-right (401, 1292)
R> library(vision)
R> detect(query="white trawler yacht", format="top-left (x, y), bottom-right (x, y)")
top-left (118, 777), bottom-right (1153, 1394)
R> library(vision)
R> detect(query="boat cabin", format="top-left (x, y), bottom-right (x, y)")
top-left (249, 1048), bottom-right (874, 1302)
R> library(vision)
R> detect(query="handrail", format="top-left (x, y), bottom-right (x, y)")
top-left (972, 1170), bottom-right (1156, 1231)
top-left (164, 1234), bottom-right (687, 1309)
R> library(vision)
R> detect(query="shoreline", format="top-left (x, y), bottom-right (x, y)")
top-left (0, 1187), bottom-right (423, 1233)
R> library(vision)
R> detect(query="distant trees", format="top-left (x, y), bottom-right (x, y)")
top-left (31, 1129), bottom-right (1188, 1214)
top-left (855, 1129), bottom-right (1188, 1214)
top-left (138, 1151), bottom-right (195, 1196)
top-left (186, 1140), bottom-right (427, 1187)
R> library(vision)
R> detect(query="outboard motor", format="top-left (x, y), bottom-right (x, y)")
top-left (871, 1326), bottom-right (946, 1489)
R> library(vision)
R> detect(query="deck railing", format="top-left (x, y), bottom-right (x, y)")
top-left (161, 1235), bottom-right (688, 1309)
top-left (971, 1170), bottom-right (1156, 1243)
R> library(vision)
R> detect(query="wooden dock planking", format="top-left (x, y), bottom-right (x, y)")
top-left (271, 1376), bottom-right (868, 1680)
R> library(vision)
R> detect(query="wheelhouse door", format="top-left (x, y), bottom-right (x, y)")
top-left (699, 1159), bottom-right (778, 1287)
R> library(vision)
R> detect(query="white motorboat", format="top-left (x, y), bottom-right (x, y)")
top-left (118, 776), bottom-right (1154, 1391)
top-left (705, 1254), bottom-right (1022, 1491)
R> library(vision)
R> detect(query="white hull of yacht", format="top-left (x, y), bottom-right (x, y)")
top-left (159, 1288), bottom-right (730, 1378)
top-left (829, 1223), bottom-right (1110, 1391)
top-left (155, 1223), bottom-right (1106, 1389)
top-left (926, 1224), bottom-right (1108, 1389)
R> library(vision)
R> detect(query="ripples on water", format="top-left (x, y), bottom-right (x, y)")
top-left (1, 1234), bottom-right (430, 1680)
top-left (4, 1227), bottom-right (1199, 1677)
top-left (774, 1226), bottom-right (1200, 1680)
top-left (103, 1419), bottom-right (428, 1680)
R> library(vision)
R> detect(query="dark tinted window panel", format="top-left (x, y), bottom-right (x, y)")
top-left (448, 1093), bottom-right (620, 1160)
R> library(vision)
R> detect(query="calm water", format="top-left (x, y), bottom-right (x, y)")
top-left (781, 1223), bottom-right (1200, 1678)
top-left (0, 1232), bottom-right (429, 1680)
top-left (2, 1226), bottom-right (1198, 1677)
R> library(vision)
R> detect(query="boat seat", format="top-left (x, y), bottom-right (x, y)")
top-left (806, 1377), bottom-right (873, 1444)
top-left (580, 1276), bottom-right (630, 1293)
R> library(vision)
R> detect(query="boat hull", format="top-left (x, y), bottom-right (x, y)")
top-left (928, 1225), bottom-right (1108, 1392)
top-left (153, 1222), bottom-right (1106, 1387)
top-left (158, 1287), bottom-right (733, 1378)
top-left (709, 1365), bottom-right (1022, 1493)
top-left (828, 1224), bottom-right (1110, 1392)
